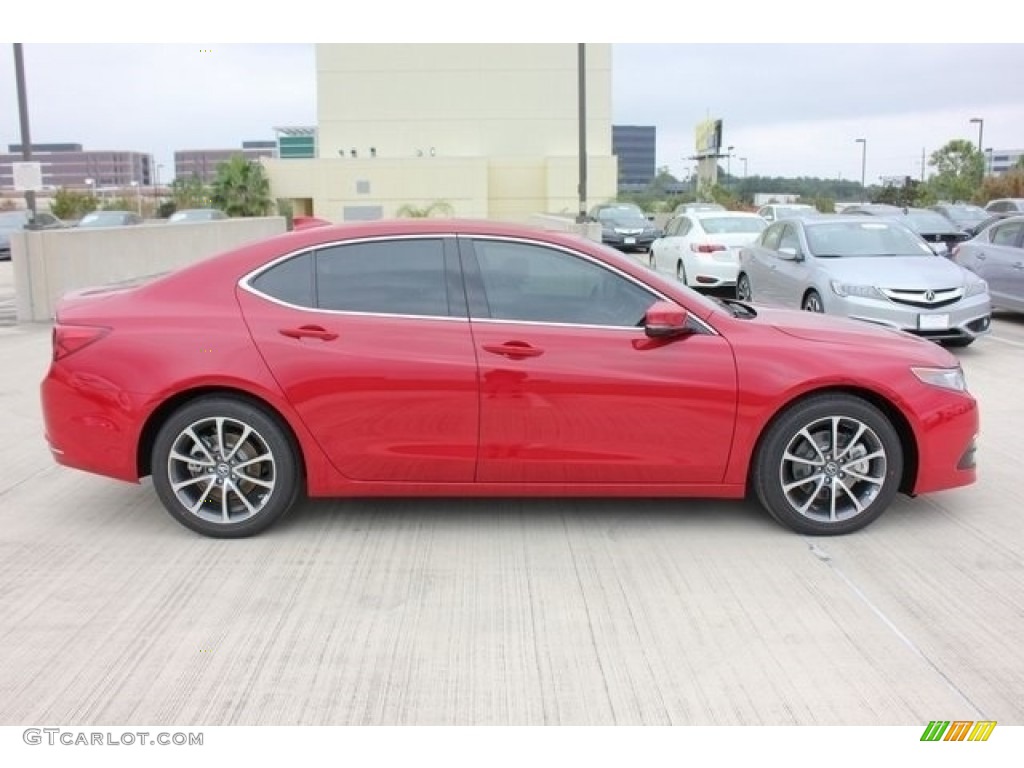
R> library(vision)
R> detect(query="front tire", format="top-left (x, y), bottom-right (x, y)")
top-left (803, 290), bottom-right (824, 312)
top-left (736, 273), bottom-right (752, 301)
top-left (676, 260), bottom-right (687, 285)
top-left (752, 394), bottom-right (903, 535)
top-left (151, 397), bottom-right (301, 538)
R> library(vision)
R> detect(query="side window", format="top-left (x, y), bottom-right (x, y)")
top-left (678, 217), bottom-right (693, 236)
top-left (315, 239), bottom-right (450, 316)
top-left (470, 240), bottom-right (655, 328)
top-left (761, 223), bottom-right (784, 250)
top-left (779, 224), bottom-right (802, 254)
top-left (664, 218), bottom-right (679, 237)
top-left (991, 222), bottom-right (1024, 247)
top-left (989, 202), bottom-right (1007, 213)
top-left (250, 252), bottom-right (315, 307)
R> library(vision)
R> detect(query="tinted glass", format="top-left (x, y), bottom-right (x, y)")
top-left (0, 212), bottom-right (28, 230)
top-left (250, 251), bottom-right (314, 307)
top-left (779, 224), bottom-right (801, 253)
top-left (761, 223), bottom-right (784, 250)
top-left (991, 222), bottom-right (1024, 247)
top-left (316, 239), bottom-right (449, 316)
top-left (904, 210), bottom-right (959, 232)
top-left (472, 240), bottom-right (655, 327)
top-left (700, 217), bottom-right (767, 234)
top-left (805, 222), bottom-right (933, 257)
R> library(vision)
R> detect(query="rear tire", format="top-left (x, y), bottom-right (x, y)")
top-left (752, 394), bottom-right (903, 535)
top-left (151, 397), bottom-right (301, 538)
top-left (676, 260), bottom-right (687, 285)
top-left (736, 273), bottom-right (752, 301)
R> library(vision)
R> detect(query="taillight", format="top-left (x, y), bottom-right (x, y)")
top-left (691, 243), bottom-right (726, 254)
top-left (52, 324), bottom-right (109, 361)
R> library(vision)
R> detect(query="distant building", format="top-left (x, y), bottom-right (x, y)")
top-left (988, 148), bottom-right (1024, 175)
top-left (263, 44), bottom-right (617, 222)
top-left (613, 125), bottom-right (656, 191)
top-left (0, 143), bottom-right (152, 189)
top-left (174, 141), bottom-right (278, 183)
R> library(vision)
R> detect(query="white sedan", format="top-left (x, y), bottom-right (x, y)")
top-left (648, 211), bottom-right (767, 289)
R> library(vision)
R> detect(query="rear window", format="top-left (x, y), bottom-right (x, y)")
top-left (700, 217), bottom-right (767, 234)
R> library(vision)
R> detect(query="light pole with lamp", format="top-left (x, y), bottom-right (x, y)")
top-left (855, 138), bottom-right (867, 202)
top-left (130, 180), bottom-right (141, 216)
top-left (726, 145), bottom-right (735, 181)
top-left (969, 117), bottom-right (984, 155)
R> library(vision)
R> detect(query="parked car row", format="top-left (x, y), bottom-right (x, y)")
top-left (0, 208), bottom-right (234, 259)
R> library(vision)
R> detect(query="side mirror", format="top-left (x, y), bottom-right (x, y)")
top-left (778, 246), bottom-right (803, 261)
top-left (644, 301), bottom-right (691, 339)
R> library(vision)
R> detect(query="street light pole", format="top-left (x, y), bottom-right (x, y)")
top-left (740, 157), bottom-right (748, 178)
top-left (726, 145), bottom-right (734, 180)
top-left (855, 138), bottom-right (867, 202)
top-left (13, 43), bottom-right (38, 225)
top-left (969, 117), bottom-right (984, 155)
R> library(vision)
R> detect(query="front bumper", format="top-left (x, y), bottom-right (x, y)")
top-left (828, 292), bottom-right (991, 342)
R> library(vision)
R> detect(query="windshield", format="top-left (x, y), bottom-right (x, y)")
top-left (700, 217), bottom-right (767, 234)
top-left (903, 210), bottom-right (959, 233)
top-left (805, 221), bottom-right (934, 257)
top-left (775, 205), bottom-right (817, 219)
top-left (942, 206), bottom-right (988, 226)
top-left (598, 208), bottom-right (647, 227)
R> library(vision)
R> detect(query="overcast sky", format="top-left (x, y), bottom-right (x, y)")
top-left (2, 24), bottom-right (1021, 187)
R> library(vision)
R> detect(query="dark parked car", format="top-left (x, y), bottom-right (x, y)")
top-left (589, 203), bottom-right (662, 253)
top-left (953, 215), bottom-right (1024, 313)
top-left (844, 204), bottom-right (968, 256)
top-left (168, 208), bottom-right (228, 223)
top-left (930, 203), bottom-right (990, 235)
top-left (77, 211), bottom-right (144, 228)
top-left (0, 210), bottom-right (65, 260)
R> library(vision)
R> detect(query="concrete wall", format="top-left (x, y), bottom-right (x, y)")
top-left (12, 217), bottom-right (287, 323)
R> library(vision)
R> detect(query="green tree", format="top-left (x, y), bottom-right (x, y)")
top-left (51, 188), bottom-right (99, 220)
top-left (395, 201), bottom-right (454, 217)
top-left (210, 156), bottom-right (273, 217)
top-left (927, 139), bottom-right (983, 203)
top-left (975, 167), bottom-right (1024, 205)
top-left (171, 174), bottom-right (211, 211)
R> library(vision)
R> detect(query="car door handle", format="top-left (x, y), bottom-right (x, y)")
top-left (482, 341), bottom-right (544, 360)
top-left (278, 325), bottom-right (338, 341)
top-left (975, 253), bottom-right (986, 260)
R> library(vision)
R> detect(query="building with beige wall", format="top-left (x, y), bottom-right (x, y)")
top-left (262, 44), bottom-right (617, 222)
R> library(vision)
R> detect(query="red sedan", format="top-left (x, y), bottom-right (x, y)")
top-left (40, 219), bottom-right (978, 538)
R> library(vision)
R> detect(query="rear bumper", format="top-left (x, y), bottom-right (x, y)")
top-left (41, 365), bottom-right (149, 483)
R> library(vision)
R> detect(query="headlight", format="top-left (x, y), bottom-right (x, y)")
top-left (911, 366), bottom-right (967, 392)
top-left (965, 279), bottom-right (988, 297)
top-left (830, 280), bottom-right (881, 298)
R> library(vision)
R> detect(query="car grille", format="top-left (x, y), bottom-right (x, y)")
top-left (880, 287), bottom-right (964, 309)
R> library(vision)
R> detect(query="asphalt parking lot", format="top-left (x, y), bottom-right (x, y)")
top-left (0, 259), bottom-right (1022, 726)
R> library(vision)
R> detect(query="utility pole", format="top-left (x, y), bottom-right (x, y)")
top-left (576, 43), bottom-right (588, 223)
top-left (13, 44), bottom-right (38, 226)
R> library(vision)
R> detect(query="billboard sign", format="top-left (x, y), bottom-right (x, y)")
top-left (695, 119), bottom-right (723, 157)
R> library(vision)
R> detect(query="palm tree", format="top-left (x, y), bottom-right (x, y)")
top-left (395, 201), bottom-right (454, 218)
top-left (210, 156), bottom-right (273, 217)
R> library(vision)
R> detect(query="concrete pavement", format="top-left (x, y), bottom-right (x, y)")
top-left (1, 260), bottom-right (1022, 725)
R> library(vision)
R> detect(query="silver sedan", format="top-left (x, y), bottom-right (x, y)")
top-left (737, 216), bottom-right (992, 347)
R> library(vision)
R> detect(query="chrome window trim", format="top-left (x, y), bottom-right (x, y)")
top-left (238, 231), bottom-right (718, 335)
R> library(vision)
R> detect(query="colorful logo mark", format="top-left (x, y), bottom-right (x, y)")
top-left (920, 720), bottom-right (996, 742)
